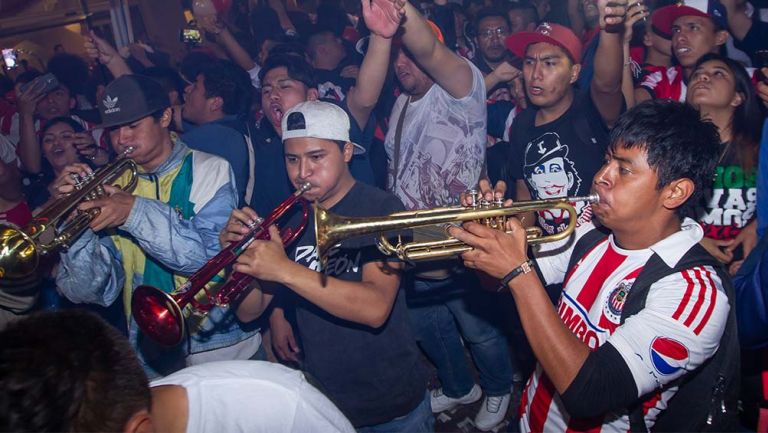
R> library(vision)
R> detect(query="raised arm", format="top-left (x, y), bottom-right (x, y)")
top-left (394, 0), bottom-right (474, 98)
top-left (589, 0), bottom-right (628, 127)
top-left (346, 0), bottom-right (401, 128)
top-left (84, 31), bottom-right (132, 79)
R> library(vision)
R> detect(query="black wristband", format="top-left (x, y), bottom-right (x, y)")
top-left (497, 260), bottom-right (534, 292)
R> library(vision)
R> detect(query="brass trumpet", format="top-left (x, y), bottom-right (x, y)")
top-left (0, 148), bottom-right (137, 285)
top-left (315, 192), bottom-right (599, 262)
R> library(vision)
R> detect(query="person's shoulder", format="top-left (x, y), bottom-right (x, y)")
top-left (190, 148), bottom-right (233, 174)
top-left (345, 182), bottom-right (404, 215)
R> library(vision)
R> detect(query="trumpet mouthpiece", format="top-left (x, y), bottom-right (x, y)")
top-left (571, 194), bottom-right (599, 204)
top-left (298, 182), bottom-right (312, 194)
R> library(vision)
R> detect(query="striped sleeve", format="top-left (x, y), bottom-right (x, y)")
top-left (605, 265), bottom-right (729, 396)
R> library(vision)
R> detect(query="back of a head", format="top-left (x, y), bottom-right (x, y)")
top-left (259, 53), bottom-right (317, 88)
top-left (143, 66), bottom-right (186, 103)
top-left (47, 53), bottom-right (90, 96)
top-left (0, 310), bottom-right (150, 432)
top-left (200, 59), bottom-right (253, 116)
top-left (507, 1), bottom-right (540, 28)
top-left (609, 99), bottom-right (720, 219)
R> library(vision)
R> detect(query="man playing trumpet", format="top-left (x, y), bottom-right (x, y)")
top-left (53, 75), bottom-right (260, 377)
top-left (449, 100), bottom-right (739, 431)
top-left (222, 101), bottom-right (431, 431)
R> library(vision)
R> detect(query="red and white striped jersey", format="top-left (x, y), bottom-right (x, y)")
top-left (521, 219), bottom-right (730, 432)
top-left (637, 64), bottom-right (759, 103)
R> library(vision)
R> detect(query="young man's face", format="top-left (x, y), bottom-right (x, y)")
top-left (476, 16), bottom-right (510, 64)
top-left (261, 67), bottom-right (316, 133)
top-left (35, 87), bottom-right (74, 120)
top-left (182, 74), bottom-right (210, 124)
top-left (109, 110), bottom-right (171, 168)
top-left (393, 48), bottom-right (434, 98)
top-left (590, 145), bottom-right (669, 232)
top-left (284, 137), bottom-right (352, 205)
top-left (523, 42), bottom-right (579, 109)
top-left (687, 59), bottom-right (742, 112)
top-left (671, 16), bottom-right (726, 68)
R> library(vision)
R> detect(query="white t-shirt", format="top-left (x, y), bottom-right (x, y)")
top-left (384, 60), bottom-right (487, 210)
top-left (521, 219), bottom-right (730, 432)
top-left (150, 360), bottom-right (355, 433)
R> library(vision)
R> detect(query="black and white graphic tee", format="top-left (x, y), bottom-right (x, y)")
top-left (507, 93), bottom-right (609, 234)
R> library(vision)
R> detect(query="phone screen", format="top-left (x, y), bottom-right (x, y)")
top-left (182, 28), bottom-right (202, 45)
top-left (2, 49), bottom-right (18, 69)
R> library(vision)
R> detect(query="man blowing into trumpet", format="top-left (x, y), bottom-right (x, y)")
top-left (449, 100), bottom-right (740, 431)
top-left (221, 101), bottom-right (431, 431)
top-left (53, 75), bottom-right (261, 377)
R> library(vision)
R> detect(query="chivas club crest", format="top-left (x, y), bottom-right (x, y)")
top-left (603, 280), bottom-right (633, 323)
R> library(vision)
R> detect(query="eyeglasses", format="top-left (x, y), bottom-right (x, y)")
top-left (478, 27), bottom-right (509, 40)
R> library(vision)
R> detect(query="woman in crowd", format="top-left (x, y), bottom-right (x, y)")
top-left (687, 53), bottom-right (765, 274)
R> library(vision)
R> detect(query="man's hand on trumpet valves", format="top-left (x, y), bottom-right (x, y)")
top-left (52, 163), bottom-right (94, 198)
top-left (233, 225), bottom-right (293, 284)
top-left (448, 217), bottom-right (529, 286)
top-left (220, 207), bottom-right (261, 249)
top-left (78, 184), bottom-right (136, 232)
top-left (459, 179), bottom-right (512, 207)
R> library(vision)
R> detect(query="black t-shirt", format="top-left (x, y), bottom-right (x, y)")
top-left (506, 93), bottom-right (609, 234)
top-left (697, 145), bottom-right (757, 243)
top-left (248, 99), bottom-right (375, 216)
top-left (282, 181), bottom-right (427, 427)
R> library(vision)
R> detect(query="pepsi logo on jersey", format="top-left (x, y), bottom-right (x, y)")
top-left (649, 336), bottom-right (690, 376)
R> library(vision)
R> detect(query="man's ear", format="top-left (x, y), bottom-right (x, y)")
top-left (159, 107), bottom-right (173, 128)
top-left (307, 88), bottom-right (320, 101)
top-left (569, 63), bottom-right (582, 84)
top-left (123, 409), bottom-right (153, 433)
top-left (209, 95), bottom-right (224, 112)
top-left (342, 142), bottom-right (354, 162)
top-left (714, 30), bottom-right (729, 47)
top-left (663, 178), bottom-right (695, 212)
top-left (643, 32), bottom-right (652, 47)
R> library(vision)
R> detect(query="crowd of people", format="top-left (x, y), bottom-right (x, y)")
top-left (1, 0), bottom-right (768, 431)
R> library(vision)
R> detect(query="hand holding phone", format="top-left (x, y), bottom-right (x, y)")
top-left (181, 28), bottom-right (203, 46)
top-left (2, 48), bottom-right (18, 70)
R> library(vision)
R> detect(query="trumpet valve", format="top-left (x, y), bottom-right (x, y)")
top-left (466, 189), bottom-right (479, 208)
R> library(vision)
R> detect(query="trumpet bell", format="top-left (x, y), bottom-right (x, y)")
top-left (132, 285), bottom-right (186, 346)
top-left (0, 225), bottom-right (39, 281)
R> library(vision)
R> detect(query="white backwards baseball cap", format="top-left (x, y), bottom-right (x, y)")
top-left (281, 101), bottom-right (365, 155)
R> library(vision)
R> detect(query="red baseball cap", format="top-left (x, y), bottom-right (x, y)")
top-left (652, 4), bottom-right (712, 37)
top-left (505, 23), bottom-right (583, 64)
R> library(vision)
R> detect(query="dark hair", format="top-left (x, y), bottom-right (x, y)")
top-left (199, 59), bottom-right (253, 116)
top-left (143, 66), bottom-right (187, 103)
top-left (690, 52), bottom-right (764, 171)
top-left (47, 53), bottom-right (90, 96)
top-left (474, 7), bottom-right (510, 35)
top-left (0, 310), bottom-right (150, 432)
top-left (179, 51), bottom-right (216, 84)
top-left (507, 2), bottom-right (540, 26)
top-left (268, 41), bottom-right (309, 61)
top-left (609, 99), bottom-right (721, 219)
top-left (41, 116), bottom-right (86, 136)
top-left (258, 54), bottom-right (317, 88)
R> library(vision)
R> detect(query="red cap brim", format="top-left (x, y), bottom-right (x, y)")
top-left (652, 5), bottom-right (711, 36)
top-left (505, 33), bottom-right (581, 64)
